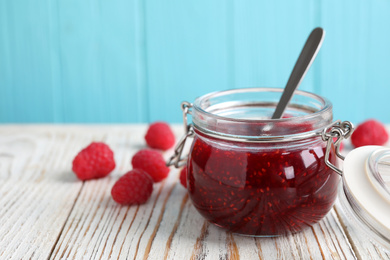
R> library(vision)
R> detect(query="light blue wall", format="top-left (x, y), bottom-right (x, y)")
top-left (1, 0), bottom-right (390, 124)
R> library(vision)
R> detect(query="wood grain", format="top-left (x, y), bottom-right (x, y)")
top-left (0, 127), bottom-right (86, 259)
top-left (334, 200), bottom-right (390, 260)
top-left (0, 125), bottom-right (388, 259)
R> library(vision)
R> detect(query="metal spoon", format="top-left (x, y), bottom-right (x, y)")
top-left (271, 27), bottom-right (325, 119)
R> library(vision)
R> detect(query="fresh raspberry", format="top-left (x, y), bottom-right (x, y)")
top-left (111, 169), bottom-right (153, 205)
top-left (72, 142), bottom-right (116, 180)
top-left (131, 149), bottom-right (170, 182)
top-left (180, 166), bottom-right (187, 188)
top-left (145, 122), bottom-right (175, 151)
top-left (351, 119), bottom-right (389, 148)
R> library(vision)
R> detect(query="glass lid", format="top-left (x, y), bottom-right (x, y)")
top-left (343, 146), bottom-right (390, 241)
top-left (368, 149), bottom-right (390, 200)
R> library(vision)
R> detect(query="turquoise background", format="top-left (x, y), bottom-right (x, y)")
top-left (1, 0), bottom-right (390, 124)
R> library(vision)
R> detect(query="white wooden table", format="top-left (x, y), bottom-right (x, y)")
top-left (0, 124), bottom-right (389, 260)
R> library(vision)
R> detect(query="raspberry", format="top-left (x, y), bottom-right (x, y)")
top-left (131, 149), bottom-right (170, 182)
top-left (111, 169), bottom-right (153, 205)
top-left (351, 119), bottom-right (389, 148)
top-left (180, 166), bottom-right (187, 188)
top-left (145, 122), bottom-right (175, 151)
top-left (72, 142), bottom-right (116, 180)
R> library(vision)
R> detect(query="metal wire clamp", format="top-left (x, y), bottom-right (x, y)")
top-left (321, 120), bottom-right (354, 176)
top-left (167, 102), bottom-right (194, 168)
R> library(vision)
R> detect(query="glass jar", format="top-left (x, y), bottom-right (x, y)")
top-left (168, 87), bottom-right (352, 237)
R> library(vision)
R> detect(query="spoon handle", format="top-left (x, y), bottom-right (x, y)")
top-left (271, 27), bottom-right (325, 119)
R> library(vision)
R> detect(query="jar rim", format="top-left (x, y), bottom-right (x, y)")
top-left (190, 87), bottom-right (335, 143)
top-left (193, 87), bottom-right (332, 124)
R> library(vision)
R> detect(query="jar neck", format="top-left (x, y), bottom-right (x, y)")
top-left (194, 127), bottom-right (327, 150)
top-left (192, 88), bottom-right (333, 141)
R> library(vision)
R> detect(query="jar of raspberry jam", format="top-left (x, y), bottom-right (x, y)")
top-left (168, 87), bottom-right (353, 237)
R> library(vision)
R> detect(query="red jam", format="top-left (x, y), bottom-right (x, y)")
top-left (187, 131), bottom-right (339, 236)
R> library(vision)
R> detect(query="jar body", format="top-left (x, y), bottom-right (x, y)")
top-left (187, 133), bottom-right (339, 236)
top-left (181, 88), bottom-right (341, 236)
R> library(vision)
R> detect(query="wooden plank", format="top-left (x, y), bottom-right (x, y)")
top-left (0, 0), bottom-right (56, 122)
top-left (318, 0), bottom-right (390, 123)
top-left (0, 125), bottom-right (148, 259)
top-left (47, 125), bottom-right (356, 259)
top-left (334, 196), bottom-right (390, 260)
top-left (144, 0), bottom-right (231, 123)
top-left (45, 125), bottom-right (197, 259)
top-left (194, 208), bottom-right (356, 260)
top-left (3, 2), bottom-right (390, 124)
top-left (232, 1), bottom-right (319, 93)
top-left (52, 0), bottom-right (146, 123)
top-left (1, 125), bottom-right (384, 259)
top-left (0, 1), bottom-right (13, 121)
top-left (49, 126), bottom-right (186, 259)
top-left (0, 127), bottom-right (87, 259)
